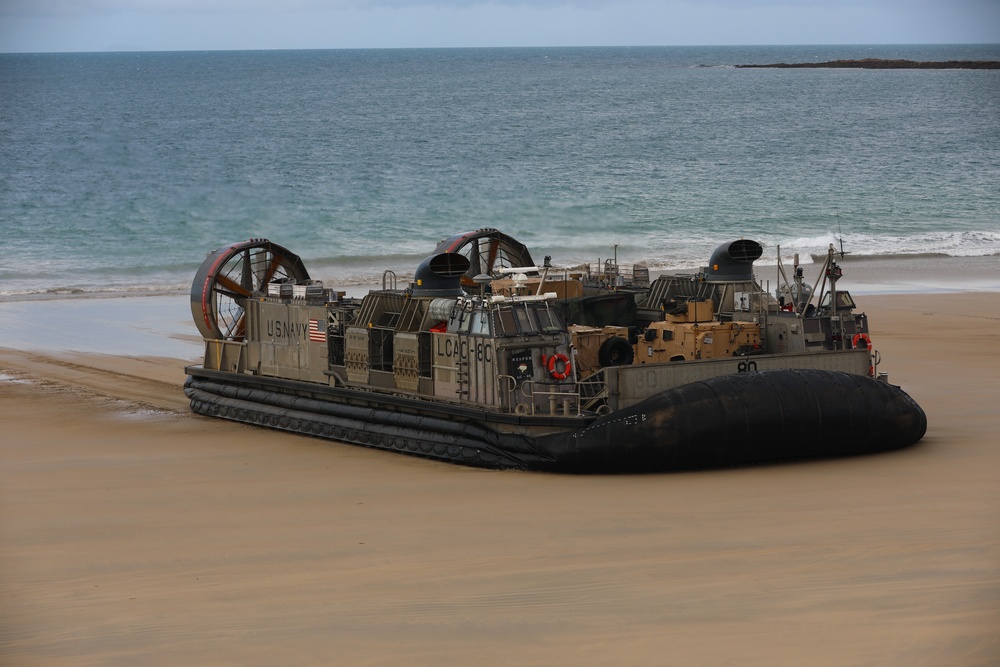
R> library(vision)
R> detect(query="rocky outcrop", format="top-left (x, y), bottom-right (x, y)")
top-left (737, 58), bottom-right (1000, 69)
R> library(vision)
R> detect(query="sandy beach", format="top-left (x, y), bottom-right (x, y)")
top-left (1, 284), bottom-right (999, 665)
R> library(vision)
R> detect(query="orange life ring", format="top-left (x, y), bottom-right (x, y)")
top-left (546, 353), bottom-right (572, 381)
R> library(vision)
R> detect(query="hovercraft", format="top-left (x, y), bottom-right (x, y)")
top-left (184, 231), bottom-right (926, 473)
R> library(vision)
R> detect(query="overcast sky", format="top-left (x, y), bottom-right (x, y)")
top-left (1, 0), bottom-right (998, 53)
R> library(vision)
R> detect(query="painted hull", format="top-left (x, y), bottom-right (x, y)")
top-left (185, 367), bottom-right (926, 473)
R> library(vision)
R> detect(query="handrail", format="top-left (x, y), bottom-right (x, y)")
top-left (513, 380), bottom-right (582, 417)
top-left (576, 368), bottom-right (611, 413)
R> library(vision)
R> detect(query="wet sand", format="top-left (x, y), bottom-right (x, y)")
top-left (1, 290), bottom-right (999, 665)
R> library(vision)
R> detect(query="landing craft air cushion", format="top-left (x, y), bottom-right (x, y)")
top-left (184, 230), bottom-right (926, 472)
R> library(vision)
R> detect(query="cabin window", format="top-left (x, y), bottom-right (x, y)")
top-left (494, 308), bottom-right (518, 337)
top-left (491, 303), bottom-right (564, 337)
top-left (534, 306), bottom-right (564, 334)
top-left (448, 307), bottom-right (469, 333)
top-left (514, 305), bottom-right (537, 335)
top-left (468, 310), bottom-right (491, 336)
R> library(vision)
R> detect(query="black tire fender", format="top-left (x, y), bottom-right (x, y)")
top-left (598, 336), bottom-right (635, 367)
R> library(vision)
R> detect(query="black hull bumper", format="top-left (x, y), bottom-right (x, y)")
top-left (184, 369), bottom-right (926, 473)
top-left (537, 369), bottom-right (928, 472)
top-left (184, 376), bottom-right (553, 470)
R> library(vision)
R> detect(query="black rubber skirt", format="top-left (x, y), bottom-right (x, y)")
top-left (536, 369), bottom-right (927, 473)
top-left (186, 369), bottom-right (926, 473)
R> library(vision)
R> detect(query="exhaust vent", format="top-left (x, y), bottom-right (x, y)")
top-left (410, 252), bottom-right (472, 297)
top-left (704, 239), bottom-right (763, 282)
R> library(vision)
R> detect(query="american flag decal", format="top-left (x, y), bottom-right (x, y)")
top-left (308, 319), bottom-right (326, 343)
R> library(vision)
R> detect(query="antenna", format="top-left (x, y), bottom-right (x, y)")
top-left (836, 211), bottom-right (849, 259)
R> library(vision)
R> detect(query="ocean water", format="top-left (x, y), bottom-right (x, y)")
top-left (2, 44), bottom-right (999, 298)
